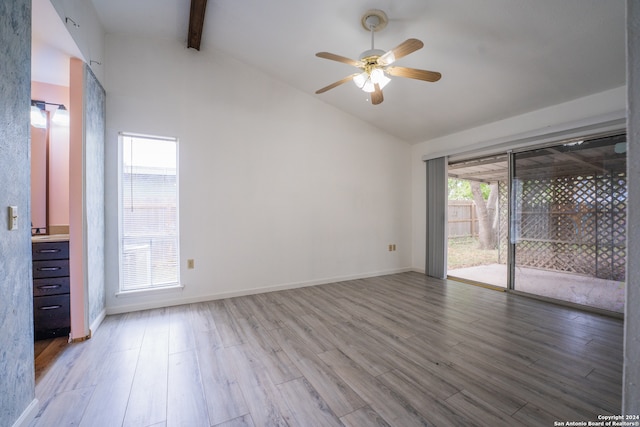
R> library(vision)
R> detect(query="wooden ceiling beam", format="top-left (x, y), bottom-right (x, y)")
top-left (187, 0), bottom-right (208, 51)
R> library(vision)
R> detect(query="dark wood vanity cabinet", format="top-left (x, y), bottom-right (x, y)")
top-left (32, 240), bottom-right (71, 340)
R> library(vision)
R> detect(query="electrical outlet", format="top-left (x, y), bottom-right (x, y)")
top-left (187, 259), bottom-right (195, 269)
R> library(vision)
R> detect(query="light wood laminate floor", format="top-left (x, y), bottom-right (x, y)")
top-left (31, 272), bottom-right (624, 426)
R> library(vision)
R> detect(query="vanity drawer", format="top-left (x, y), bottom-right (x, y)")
top-left (32, 241), bottom-right (69, 261)
top-left (33, 259), bottom-right (70, 279)
top-left (33, 277), bottom-right (70, 297)
top-left (34, 295), bottom-right (70, 331)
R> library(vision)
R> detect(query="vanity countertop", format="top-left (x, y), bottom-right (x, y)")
top-left (32, 234), bottom-right (70, 243)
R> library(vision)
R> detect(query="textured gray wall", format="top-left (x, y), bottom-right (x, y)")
top-left (624, 0), bottom-right (640, 415)
top-left (0, 0), bottom-right (36, 426)
top-left (84, 64), bottom-right (106, 326)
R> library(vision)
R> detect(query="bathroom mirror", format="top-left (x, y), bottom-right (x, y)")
top-left (30, 92), bottom-right (71, 236)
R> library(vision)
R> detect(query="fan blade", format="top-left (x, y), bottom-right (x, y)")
top-left (316, 52), bottom-right (363, 68)
top-left (378, 38), bottom-right (424, 66)
top-left (315, 74), bottom-right (359, 94)
top-left (386, 66), bottom-right (442, 82)
top-left (371, 83), bottom-right (384, 105)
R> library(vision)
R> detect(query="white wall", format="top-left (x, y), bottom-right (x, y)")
top-left (411, 86), bottom-right (626, 272)
top-left (49, 0), bottom-right (104, 84)
top-left (103, 35), bottom-right (412, 313)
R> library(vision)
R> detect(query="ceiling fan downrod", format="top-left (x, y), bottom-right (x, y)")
top-left (359, 12), bottom-right (387, 62)
top-left (367, 15), bottom-right (378, 50)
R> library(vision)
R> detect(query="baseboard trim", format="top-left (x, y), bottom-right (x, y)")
top-left (11, 398), bottom-right (38, 427)
top-left (89, 308), bottom-right (106, 334)
top-left (106, 267), bottom-right (413, 315)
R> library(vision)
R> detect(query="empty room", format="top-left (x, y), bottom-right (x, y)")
top-left (1, 0), bottom-right (639, 426)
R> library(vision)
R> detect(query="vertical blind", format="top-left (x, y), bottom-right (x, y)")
top-left (120, 133), bottom-right (179, 291)
top-left (426, 156), bottom-right (447, 279)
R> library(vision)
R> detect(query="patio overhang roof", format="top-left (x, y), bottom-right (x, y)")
top-left (448, 134), bottom-right (626, 184)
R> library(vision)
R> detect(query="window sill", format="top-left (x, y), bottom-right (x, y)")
top-left (115, 284), bottom-right (184, 298)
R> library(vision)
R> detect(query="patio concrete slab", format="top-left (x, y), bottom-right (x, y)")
top-left (448, 263), bottom-right (624, 313)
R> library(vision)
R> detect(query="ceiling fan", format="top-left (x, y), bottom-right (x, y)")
top-left (315, 9), bottom-right (442, 105)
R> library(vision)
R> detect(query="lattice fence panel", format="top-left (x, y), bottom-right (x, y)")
top-left (498, 180), bottom-right (508, 264)
top-left (515, 171), bottom-right (626, 281)
top-left (595, 172), bottom-right (627, 281)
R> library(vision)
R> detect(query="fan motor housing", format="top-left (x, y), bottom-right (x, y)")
top-left (359, 49), bottom-right (385, 61)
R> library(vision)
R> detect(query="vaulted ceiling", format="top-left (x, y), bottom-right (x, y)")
top-left (45, 0), bottom-right (628, 144)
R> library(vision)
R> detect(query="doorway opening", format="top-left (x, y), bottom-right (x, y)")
top-left (447, 155), bottom-right (508, 289)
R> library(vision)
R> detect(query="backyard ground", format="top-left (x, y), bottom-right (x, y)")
top-left (447, 236), bottom-right (500, 269)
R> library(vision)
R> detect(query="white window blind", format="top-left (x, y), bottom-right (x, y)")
top-left (119, 133), bottom-right (179, 291)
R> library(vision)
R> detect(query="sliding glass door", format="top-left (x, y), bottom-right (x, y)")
top-left (511, 135), bottom-right (627, 313)
top-left (443, 134), bottom-right (626, 313)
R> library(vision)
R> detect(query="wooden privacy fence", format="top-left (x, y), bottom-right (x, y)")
top-left (448, 200), bottom-right (478, 238)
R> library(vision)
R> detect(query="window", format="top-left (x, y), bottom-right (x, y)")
top-left (119, 133), bottom-right (179, 292)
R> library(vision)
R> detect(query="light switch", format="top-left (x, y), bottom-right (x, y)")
top-left (8, 206), bottom-right (18, 230)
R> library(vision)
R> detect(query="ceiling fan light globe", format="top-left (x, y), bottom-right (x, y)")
top-left (353, 69), bottom-right (390, 93)
top-left (370, 68), bottom-right (390, 88)
top-left (353, 72), bottom-right (374, 92)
